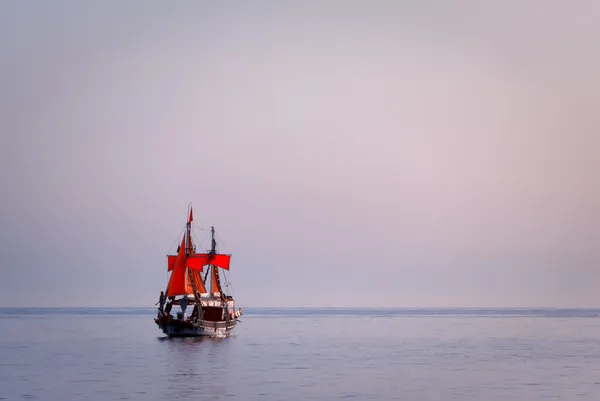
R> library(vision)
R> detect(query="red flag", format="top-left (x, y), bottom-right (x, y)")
top-left (188, 207), bottom-right (193, 223)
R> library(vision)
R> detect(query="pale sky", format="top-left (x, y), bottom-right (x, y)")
top-left (1, 1), bottom-right (598, 307)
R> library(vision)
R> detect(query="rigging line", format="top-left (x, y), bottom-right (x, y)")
top-left (229, 284), bottom-right (238, 304)
top-left (194, 226), bottom-right (214, 250)
top-left (194, 230), bottom-right (210, 252)
top-left (202, 268), bottom-right (210, 286)
top-left (221, 269), bottom-right (237, 301)
top-left (224, 274), bottom-right (238, 302)
top-left (215, 231), bottom-right (229, 253)
top-left (221, 269), bottom-right (231, 286)
top-left (197, 227), bottom-right (210, 241)
top-left (165, 225), bottom-right (186, 254)
top-left (192, 226), bottom-right (209, 249)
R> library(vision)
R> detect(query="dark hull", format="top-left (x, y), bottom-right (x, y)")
top-left (155, 315), bottom-right (237, 338)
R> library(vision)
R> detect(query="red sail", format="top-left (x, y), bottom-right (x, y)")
top-left (167, 238), bottom-right (193, 296)
top-left (189, 269), bottom-right (207, 293)
top-left (170, 253), bottom-right (231, 270)
top-left (197, 253), bottom-right (231, 270)
top-left (167, 255), bottom-right (176, 271)
top-left (167, 254), bottom-right (207, 272)
top-left (211, 266), bottom-right (221, 293)
top-left (186, 255), bottom-right (207, 271)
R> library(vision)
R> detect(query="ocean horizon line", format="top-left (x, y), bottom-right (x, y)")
top-left (1, 305), bottom-right (599, 310)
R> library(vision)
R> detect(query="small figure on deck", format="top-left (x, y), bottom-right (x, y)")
top-left (180, 295), bottom-right (188, 313)
top-left (156, 291), bottom-right (166, 312)
top-left (165, 301), bottom-right (173, 315)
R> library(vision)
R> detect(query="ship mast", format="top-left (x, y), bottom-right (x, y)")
top-left (186, 205), bottom-right (193, 256)
top-left (185, 205), bottom-right (204, 296)
top-left (209, 226), bottom-right (223, 295)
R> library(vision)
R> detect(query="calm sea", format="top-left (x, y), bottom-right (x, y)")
top-left (1, 307), bottom-right (600, 400)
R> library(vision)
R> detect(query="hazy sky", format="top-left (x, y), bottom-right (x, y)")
top-left (1, 1), bottom-right (598, 307)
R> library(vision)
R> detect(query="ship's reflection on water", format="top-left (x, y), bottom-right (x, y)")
top-left (156, 335), bottom-right (226, 343)
top-left (157, 334), bottom-right (234, 400)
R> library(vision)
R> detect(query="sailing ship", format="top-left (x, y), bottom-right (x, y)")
top-left (154, 206), bottom-right (242, 338)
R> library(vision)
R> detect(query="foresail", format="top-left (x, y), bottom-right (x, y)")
top-left (167, 238), bottom-right (193, 296)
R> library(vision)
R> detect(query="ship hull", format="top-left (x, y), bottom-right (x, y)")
top-left (155, 315), bottom-right (237, 338)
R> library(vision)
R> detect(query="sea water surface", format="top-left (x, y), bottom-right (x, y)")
top-left (1, 307), bottom-right (600, 400)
